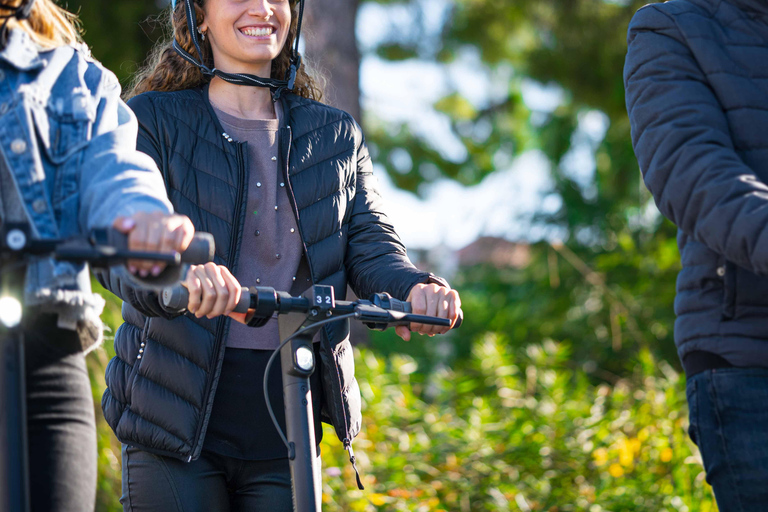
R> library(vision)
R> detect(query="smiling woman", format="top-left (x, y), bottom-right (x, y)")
top-left (128, 0), bottom-right (321, 99)
top-left (101, 1), bottom-right (462, 511)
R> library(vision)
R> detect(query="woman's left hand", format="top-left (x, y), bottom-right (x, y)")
top-left (395, 283), bottom-right (462, 341)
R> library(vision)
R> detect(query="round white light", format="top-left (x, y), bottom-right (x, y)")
top-left (295, 346), bottom-right (314, 371)
top-left (0, 297), bottom-right (23, 328)
top-left (6, 229), bottom-right (26, 251)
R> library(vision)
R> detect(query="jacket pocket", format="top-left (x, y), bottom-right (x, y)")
top-left (721, 260), bottom-right (736, 320)
top-left (30, 90), bottom-right (94, 165)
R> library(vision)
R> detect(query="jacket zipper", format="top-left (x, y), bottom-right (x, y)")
top-left (280, 122), bottom-right (362, 489)
top-left (188, 139), bottom-right (247, 461)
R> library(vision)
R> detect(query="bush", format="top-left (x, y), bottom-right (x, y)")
top-left (319, 336), bottom-right (715, 511)
top-left (89, 283), bottom-right (716, 511)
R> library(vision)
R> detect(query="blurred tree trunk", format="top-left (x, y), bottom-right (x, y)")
top-left (303, 0), bottom-right (362, 123)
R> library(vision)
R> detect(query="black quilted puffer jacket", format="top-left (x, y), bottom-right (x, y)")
top-left (99, 86), bottom-right (446, 464)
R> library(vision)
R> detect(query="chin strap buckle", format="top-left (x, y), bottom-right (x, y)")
top-left (287, 53), bottom-right (301, 91)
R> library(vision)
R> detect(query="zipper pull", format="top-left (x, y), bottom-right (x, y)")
top-left (343, 438), bottom-right (364, 490)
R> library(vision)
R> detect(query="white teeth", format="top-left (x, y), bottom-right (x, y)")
top-left (242, 27), bottom-right (272, 37)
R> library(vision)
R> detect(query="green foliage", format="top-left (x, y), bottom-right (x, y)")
top-left (89, 278), bottom-right (715, 511)
top-left (88, 280), bottom-right (123, 512)
top-left (65, 0), bottom-right (165, 86)
top-left (319, 339), bottom-right (716, 511)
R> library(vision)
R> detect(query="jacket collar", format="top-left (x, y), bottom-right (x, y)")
top-left (0, 29), bottom-right (46, 71)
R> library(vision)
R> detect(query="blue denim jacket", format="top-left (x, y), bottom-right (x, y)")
top-left (0, 30), bottom-right (171, 350)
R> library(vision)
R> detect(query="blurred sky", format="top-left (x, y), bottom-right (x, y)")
top-left (355, 0), bottom-right (608, 250)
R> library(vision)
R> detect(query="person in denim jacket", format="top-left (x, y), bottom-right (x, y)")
top-left (0, 1), bottom-right (195, 510)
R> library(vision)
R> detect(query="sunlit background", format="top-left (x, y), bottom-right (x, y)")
top-left (65, 0), bottom-right (719, 509)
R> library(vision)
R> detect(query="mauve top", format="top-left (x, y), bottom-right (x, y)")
top-left (213, 103), bottom-right (304, 350)
top-left (204, 104), bottom-right (322, 462)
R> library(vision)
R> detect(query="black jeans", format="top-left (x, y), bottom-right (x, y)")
top-left (24, 316), bottom-right (97, 512)
top-left (121, 446), bottom-right (294, 512)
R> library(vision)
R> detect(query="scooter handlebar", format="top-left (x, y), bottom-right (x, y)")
top-left (162, 285), bottom-right (463, 329)
top-left (89, 228), bottom-right (215, 266)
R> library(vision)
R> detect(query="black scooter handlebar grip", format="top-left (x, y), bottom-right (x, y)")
top-left (234, 288), bottom-right (251, 313)
top-left (161, 284), bottom-right (250, 312)
top-left (91, 229), bottom-right (214, 265)
top-left (180, 233), bottom-right (215, 264)
top-left (402, 301), bottom-right (463, 329)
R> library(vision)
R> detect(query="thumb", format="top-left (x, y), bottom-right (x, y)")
top-left (395, 325), bottom-right (411, 342)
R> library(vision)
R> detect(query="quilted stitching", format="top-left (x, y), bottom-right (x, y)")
top-left (625, 0), bottom-right (768, 366)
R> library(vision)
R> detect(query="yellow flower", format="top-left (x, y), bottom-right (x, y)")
top-left (593, 447), bottom-right (609, 466)
top-left (609, 463), bottom-right (624, 478)
top-left (370, 493), bottom-right (388, 506)
top-left (660, 447), bottom-right (673, 463)
top-left (617, 438), bottom-right (635, 467)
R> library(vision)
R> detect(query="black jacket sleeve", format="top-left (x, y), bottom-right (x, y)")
top-left (95, 93), bottom-right (181, 319)
top-left (344, 119), bottom-right (449, 301)
top-left (624, 5), bottom-right (768, 275)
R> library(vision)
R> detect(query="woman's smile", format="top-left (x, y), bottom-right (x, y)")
top-left (238, 24), bottom-right (276, 39)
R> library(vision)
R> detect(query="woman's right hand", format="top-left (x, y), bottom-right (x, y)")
top-left (112, 211), bottom-right (195, 277)
top-left (183, 263), bottom-right (244, 321)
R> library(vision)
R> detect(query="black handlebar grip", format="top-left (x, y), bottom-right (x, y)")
top-left (161, 284), bottom-right (250, 313)
top-left (161, 285), bottom-right (189, 312)
top-left (453, 310), bottom-right (463, 329)
top-left (91, 229), bottom-right (214, 265)
top-left (401, 300), bottom-right (463, 329)
top-left (180, 233), bottom-right (215, 264)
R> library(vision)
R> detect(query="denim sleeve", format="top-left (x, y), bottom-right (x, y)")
top-left (77, 68), bottom-right (171, 232)
top-left (344, 119), bottom-right (446, 301)
top-left (624, 6), bottom-right (768, 276)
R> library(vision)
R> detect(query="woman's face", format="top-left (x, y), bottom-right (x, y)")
top-left (199, 0), bottom-right (291, 76)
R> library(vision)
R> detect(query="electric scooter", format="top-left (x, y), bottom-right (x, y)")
top-left (162, 282), bottom-right (462, 512)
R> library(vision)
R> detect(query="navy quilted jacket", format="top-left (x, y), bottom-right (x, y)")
top-left (624, 0), bottom-right (768, 368)
top-left (99, 87), bottom-right (444, 462)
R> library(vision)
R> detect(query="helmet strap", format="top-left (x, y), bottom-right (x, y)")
top-left (173, 0), bottom-right (304, 99)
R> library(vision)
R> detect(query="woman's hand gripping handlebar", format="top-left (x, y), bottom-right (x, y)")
top-left (162, 284), bottom-right (463, 332)
top-left (112, 211), bottom-right (197, 278)
top-left (0, 225), bottom-right (213, 268)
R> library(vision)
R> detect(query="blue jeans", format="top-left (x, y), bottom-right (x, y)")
top-left (120, 446), bottom-right (293, 512)
top-left (687, 368), bottom-right (768, 511)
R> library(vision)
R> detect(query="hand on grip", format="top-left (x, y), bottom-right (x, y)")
top-left (161, 264), bottom-right (250, 322)
top-left (163, 284), bottom-right (249, 313)
top-left (395, 283), bottom-right (462, 341)
top-left (112, 211), bottom-right (195, 277)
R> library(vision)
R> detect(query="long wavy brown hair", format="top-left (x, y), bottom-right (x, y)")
top-left (128, 0), bottom-right (322, 101)
top-left (1, 0), bottom-right (82, 49)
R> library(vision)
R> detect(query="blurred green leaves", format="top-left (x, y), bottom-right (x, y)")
top-left (318, 338), bottom-right (716, 511)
